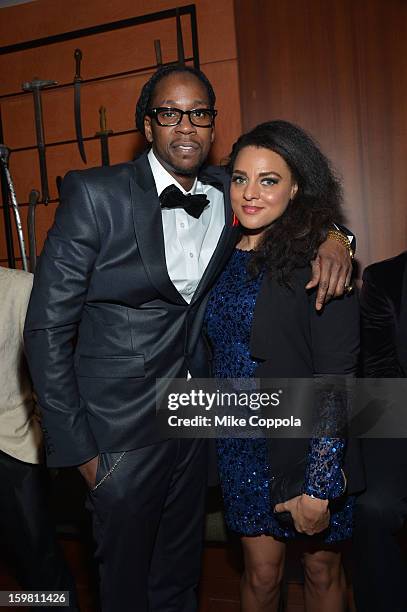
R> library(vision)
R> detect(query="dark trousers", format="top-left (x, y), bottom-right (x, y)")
top-left (86, 438), bottom-right (208, 612)
top-left (0, 450), bottom-right (79, 611)
top-left (353, 439), bottom-right (407, 612)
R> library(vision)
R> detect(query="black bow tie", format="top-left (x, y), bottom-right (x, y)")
top-left (159, 184), bottom-right (209, 219)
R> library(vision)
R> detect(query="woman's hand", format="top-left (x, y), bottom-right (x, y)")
top-left (274, 494), bottom-right (330, 535)
top-left (306, 239), bottom-right (352, 310)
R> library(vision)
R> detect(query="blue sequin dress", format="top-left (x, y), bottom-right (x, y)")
top-left (204, 249), bottom-right (354, 542)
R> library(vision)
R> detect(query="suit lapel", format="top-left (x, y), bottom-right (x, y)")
top-left (191, 166), bottom-right (238, 305)
top-left (129, 152), bottom-right (187, 305)
top-left (130, 156), bottom-right (238, 306)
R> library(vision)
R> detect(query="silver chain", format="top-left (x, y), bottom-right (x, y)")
top-left (92, 451), bottom-right (126, 491)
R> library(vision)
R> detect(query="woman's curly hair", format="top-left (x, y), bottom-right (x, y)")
top-left (135, 65), bottom-right (216, 135)
top-left (226, 120), bottom-right (344, 285)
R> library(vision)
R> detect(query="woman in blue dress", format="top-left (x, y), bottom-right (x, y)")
top-left (205, 121), bottom-right (360, 611)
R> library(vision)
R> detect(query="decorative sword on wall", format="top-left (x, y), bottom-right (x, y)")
top-left (27, 188), bottom-right (39, 273)
top-left (22, 77), bottom-right (57, 204)
top-left (0, 145), bottom-right (28, 271)
top-left (176, 8), bottom-right (185, 65)
top-left (73, 48), bottom-right (87, 164)
top-left (154, 39), bottom-right (163, 66)
top-left (96, 106), bottom-right (112, 167)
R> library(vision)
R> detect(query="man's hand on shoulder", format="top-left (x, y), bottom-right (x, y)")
top-left (306, 238), bottom-right (353, 311)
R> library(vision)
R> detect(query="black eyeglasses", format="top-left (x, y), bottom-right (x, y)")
top-left (147, 107), bottom-right (217, 128)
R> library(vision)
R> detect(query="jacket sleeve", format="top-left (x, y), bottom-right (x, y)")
top-left (360, 267), bottom-right (402, 377)
top-left (24, 171), bottom-right (100, 467)
top-left (303, 289), bottom-right (360, 498)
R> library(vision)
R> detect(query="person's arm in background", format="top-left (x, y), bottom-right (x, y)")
top-left (360, 266), bottom-right (403, 377)
top-left (18, 271), bottom-right (43, 455)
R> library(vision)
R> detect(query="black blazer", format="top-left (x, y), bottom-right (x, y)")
top-left (24, 152), bottom-right (237, 467)
top-left (360, 251), bottom-right (407, 377)
top-left (250, 266), bottom-right (364, 495)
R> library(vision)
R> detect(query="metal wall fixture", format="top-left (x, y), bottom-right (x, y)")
top-left (0, 4), bottom-right (200, 269)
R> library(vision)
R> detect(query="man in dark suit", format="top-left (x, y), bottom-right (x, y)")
top-left (354, 251), bottom-right (407, 612)
top-left (24, 65), bottom-right (353, 612)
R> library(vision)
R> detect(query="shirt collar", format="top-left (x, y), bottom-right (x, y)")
top-left (148, 149), bottom-right (198, 196)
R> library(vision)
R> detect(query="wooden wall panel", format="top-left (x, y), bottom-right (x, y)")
top-left (234, 0), bottom-right (407, 273)
top-left (0, 0), bottom-right (238, 67)
top-left (0, 0), bottom-right (242, 266)
top-left (350, 0), bottom-right (407, 265)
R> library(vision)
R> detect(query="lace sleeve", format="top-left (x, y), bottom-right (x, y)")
top-left (303, 380), bottom-right (348, 499)
top-left (303, 437), bottom-right (345, 499)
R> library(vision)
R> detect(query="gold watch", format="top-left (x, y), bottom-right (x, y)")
top-left (326, 229), bottom-right (354, 260)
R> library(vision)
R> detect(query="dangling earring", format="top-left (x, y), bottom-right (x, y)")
top-left (232, 213), bottom-right (239, 227)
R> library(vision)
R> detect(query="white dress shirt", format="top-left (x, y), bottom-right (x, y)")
top-left (148, 149), bottom-right (225, 303)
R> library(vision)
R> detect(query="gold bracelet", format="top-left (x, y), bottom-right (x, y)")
top-left (326, 229), bottom-right (354, 260)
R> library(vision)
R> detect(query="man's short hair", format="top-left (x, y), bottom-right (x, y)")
top-left (135, 65), bottom-right (216, 135)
